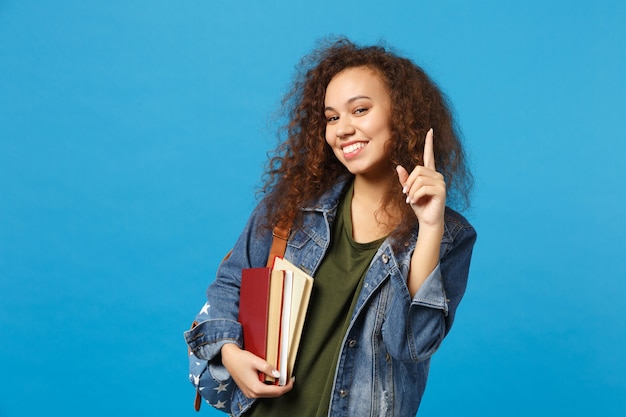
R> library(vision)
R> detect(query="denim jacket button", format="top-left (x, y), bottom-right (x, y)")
top-left (348, 339), bottom-right (357, 347)
top-left (339, 389), bottom-right (348, 398)
top-left (382, 254), bottom-right (389, 264)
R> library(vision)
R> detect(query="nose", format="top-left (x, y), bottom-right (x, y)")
top-left (336, 116), bottom-right (355, 138)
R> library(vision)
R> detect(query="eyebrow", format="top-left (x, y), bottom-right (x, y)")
top-left (324, 95), bottom-right (372, 112)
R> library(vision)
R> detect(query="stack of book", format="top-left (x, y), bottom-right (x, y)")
top-left (238, 256), bottom-right (313, 386)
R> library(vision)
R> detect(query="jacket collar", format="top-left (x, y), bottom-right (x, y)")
top-left (301, 175), bottom-right (353, 213)
top-left (300, 175), bottom-right (461, 251)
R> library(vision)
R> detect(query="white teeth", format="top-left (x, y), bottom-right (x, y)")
top-left (343, 142), bottom-right (366, 154)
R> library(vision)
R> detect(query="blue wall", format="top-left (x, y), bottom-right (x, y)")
top-left (1, 1), bottom-right (625, 415)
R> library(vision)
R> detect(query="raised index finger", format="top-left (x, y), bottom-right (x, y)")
top-left (423, 128), bottom-right (435, 170)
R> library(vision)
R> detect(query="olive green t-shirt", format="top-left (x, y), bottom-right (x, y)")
top-left (247, 183), bottom-right (385, 416)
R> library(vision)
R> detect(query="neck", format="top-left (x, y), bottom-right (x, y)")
top-left (351, 174), bottom-right (400, 237)
top-left (352, 175), bottom-right (389, 207)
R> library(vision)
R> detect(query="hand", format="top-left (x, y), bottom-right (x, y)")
top-left (221, 343), bottom-right (295, 399)
top-left (396, 128), bottom-right (446, 230)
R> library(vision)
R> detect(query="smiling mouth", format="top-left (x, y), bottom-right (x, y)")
top-left (342, 142), bottom-right (366, 155)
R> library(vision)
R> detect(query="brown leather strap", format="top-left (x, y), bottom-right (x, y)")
top-left (266, 225), bottom-right (291, 267)
top-left (189, 320), bottom-right (203, 412)
top-left (194, 391), bottom-right (202, 412)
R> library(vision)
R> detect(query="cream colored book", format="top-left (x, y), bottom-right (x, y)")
top-left (278, 270), bottom-right (293, 386)
top-left (264, 268), bottom-right (284, 383)
top-left (272, 256), bottom-right (313, 379)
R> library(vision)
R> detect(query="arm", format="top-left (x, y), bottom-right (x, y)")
top-left (184, 200), bottom-right (294, 399)
top-left (387, 129), bottom-right (476, 361)
top-left (382, 215), bottom-right (476, 362)
top-left (396, 128), bottom-right (446, 297)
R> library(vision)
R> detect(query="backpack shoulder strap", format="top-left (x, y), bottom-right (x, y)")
top-left (266, 225), bottom-right (291, 267)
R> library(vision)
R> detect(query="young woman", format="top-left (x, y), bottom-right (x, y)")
top-left (185, 38), bottom-right (477, 416)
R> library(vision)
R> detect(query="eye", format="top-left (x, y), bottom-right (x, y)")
top-left (354, 107), bottom-right (369, 115)
top-left (325, 114), bottom-right (339, 123)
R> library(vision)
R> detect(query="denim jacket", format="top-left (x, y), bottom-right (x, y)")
top-left (185, 178), bottom-right (476, 416)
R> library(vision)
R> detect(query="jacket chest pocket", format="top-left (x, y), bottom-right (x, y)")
top-left (285, 226), bottom-right (327, 275)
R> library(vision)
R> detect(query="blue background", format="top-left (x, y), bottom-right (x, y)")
top-left (1, 0), bottom-right (625, 415)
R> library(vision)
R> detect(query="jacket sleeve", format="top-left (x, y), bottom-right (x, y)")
top-left (383, 213), bottom-right (477, 362)
top-left (184, 200), bottom-right (274, 361)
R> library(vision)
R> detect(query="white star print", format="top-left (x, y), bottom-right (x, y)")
top-left (213, 382), bottom-right (229, 393)
top-left (192, 374), bottom-right (200, 386)
top-left (214, 400), bottom-right (227, 409)
top-left (200, 303), bottom-right (210, 315)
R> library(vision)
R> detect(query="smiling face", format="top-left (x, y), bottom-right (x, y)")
top-left (324, 66), bottom-right (394, 180)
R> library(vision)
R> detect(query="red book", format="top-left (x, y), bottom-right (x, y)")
top-left (238, 267), bottom-right (272, 381)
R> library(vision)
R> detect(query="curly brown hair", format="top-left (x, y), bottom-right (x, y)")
top-left (260, 37), bottom-right (472, 242)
